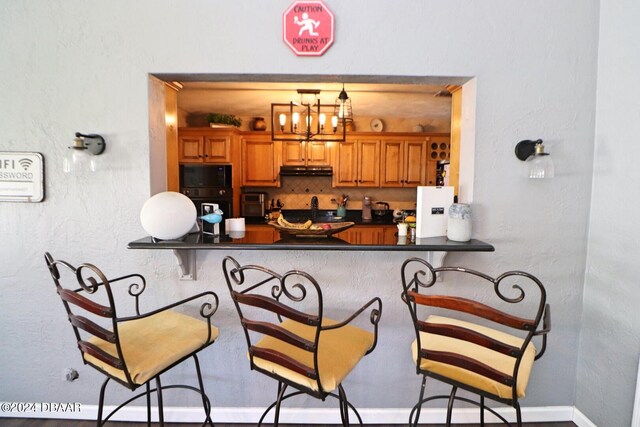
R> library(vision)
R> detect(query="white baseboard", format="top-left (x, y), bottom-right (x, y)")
top-left (572, 407), bottom-right (599, 427)
top-left (0, 404), bottom-right (591, 425)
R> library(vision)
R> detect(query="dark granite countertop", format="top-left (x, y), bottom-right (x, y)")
top-left (128, 232), bottom-right (494, 252)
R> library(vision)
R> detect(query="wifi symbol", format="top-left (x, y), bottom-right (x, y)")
top-left (19, 158), bottom-right (33, 170)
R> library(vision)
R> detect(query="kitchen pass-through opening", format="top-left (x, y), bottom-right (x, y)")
top-left (148, 74), bottom-right (477, 204)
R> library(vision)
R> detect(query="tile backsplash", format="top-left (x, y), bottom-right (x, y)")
top-left (245, 176), bottom-right (418, 211)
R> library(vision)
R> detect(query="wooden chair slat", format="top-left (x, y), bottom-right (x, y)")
top-left (234, 292), bottom-right (319, 326)
top-left (69, 314), bottom-right (116, 343)
top-left (251, 346), bottom-right (318, 380)
top-left (243, 319), bottom-right (315, 352)
top-left (421, 349), bottom-right (514, 386)
top-left (59, 289), bottom-right (113, 318)
top-left (418, 320), bottom-right (521, 357)
top-left (408, 292), bottom-right (535, 330)
top-left (78, 340), bottom-right (123, 370)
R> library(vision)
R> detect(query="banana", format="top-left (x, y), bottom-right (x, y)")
top-left (276, 216), bottom-right (312, 229)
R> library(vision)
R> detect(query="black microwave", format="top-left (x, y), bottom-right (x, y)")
top-left (179, 164), bottom-right (232, 188)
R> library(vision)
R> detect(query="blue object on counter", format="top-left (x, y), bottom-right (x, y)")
top-left (200, 212), bottom-right (223, 224)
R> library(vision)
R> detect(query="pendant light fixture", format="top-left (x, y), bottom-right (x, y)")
top-left (334, 84), bottom-right (353, 128)
top-left (271, 86), bottom-right (351, 142)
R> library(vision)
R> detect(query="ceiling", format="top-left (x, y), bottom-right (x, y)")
top-left (174, 80), bottom-right (456, 120)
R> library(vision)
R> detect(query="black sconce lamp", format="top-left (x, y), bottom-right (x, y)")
top-left (63, 132), bottom-right (106, 173)
top-left (515, 139), bottom-right (554, 179)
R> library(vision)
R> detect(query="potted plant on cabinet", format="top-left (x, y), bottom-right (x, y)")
top-left (206, 113), bottom-right (242, 128)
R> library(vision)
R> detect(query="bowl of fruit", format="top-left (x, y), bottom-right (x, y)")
top-left (269, 216), bottom-right (355, 237)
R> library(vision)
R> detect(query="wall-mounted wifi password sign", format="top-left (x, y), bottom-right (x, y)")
top-left (0, 152), bottom-right (45, 202)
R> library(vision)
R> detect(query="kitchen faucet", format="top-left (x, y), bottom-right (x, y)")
top-left (310, 196), bottom-right (319, 221)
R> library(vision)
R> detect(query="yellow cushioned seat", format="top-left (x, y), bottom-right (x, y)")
top-left (252, 317), bottom-right (374, 393)
top-left (85, 310), bottom-right (219, 385)
top-left (411, 315), bottom-right (536, 399)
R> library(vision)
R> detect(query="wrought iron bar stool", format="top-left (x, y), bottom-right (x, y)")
top-left (400, 257), bottom-right (551, 426)
top-left (222, 256), bottom-right (382, 426)
top-left (45, 252), bottom-right (219, 426)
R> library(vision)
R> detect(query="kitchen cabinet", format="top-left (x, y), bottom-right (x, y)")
top-left (334, 225), bottom-right (385, 244)
top-left (382, 225), bottom-right (399, 244)
top-left (282, 140), bottom-right (332, 166)
top-left (178, 128), bottom-right (235, 163)
top-left (380, 137), bottom-right (428, 187)
top-left (241, 133), bottom-right (282, 187)
top-left (237, 225), bottom-right (278, 243)
top-left (333, 137), bottom-right (380, 187)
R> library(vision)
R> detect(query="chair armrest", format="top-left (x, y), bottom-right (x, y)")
top-left (118, 291), bottom-right (219, 323)
top-left (76, 273), bottom-right (146, 292)
top-left (320, 297), bottom-right (383, 355)
top-left (534, 304), bottom-right (551, 360)
top-left (75, 273), bottom-right (148, 315)
top-left (534, 304), bottom-right (551, 336)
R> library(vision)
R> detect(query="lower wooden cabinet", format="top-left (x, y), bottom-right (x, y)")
top-left (334, 225), bottom-right (387, 244)
top-left (236, 224), bottom-right (400, 245)
top-left (382, 225), bottom-right (399, 244)
top-left (238, 225), bottom-right (278, 243)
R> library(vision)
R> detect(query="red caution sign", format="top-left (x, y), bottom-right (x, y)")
top-left (283, 1), bottom-right (335, 56)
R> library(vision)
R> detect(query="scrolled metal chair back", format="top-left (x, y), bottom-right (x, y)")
top-left (44, 252), bottom-right (140, 386)
top-left (400, 257), bottom-right (549, 401)
top-left (222, 256), bottom-right (326, 390)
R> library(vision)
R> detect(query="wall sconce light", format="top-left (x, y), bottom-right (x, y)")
top-left (63, 132), bottom-right (106, 173)
top-left (515, 139), bottom-right (554, 179)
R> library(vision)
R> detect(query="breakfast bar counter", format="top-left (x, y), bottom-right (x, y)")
top-left (128, 232), bottom-right (494, 252)
top-left (128, 230), bottom-right (493, 280)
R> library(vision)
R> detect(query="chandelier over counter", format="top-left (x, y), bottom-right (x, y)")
top-left (271, 87), bottom-right (352, 142)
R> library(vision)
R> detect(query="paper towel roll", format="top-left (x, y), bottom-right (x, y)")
top-left (228, 218), bottom-right (246, 232)
top-left (229, 230), bottom-right (245, 239)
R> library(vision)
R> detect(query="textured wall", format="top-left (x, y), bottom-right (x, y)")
top-left (576, 1), bottom-right (640, 425)
top-left (0, 0), bottom-right (599, 417)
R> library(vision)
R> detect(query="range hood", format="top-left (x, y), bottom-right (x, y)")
top-left (279, 165), bottom-right (333, 176)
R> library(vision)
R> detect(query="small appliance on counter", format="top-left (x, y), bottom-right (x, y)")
top-left (415, 186), bottom-right (454, 238)
top-left (241, 192), bottom-right (267, 218)
top-left (362, 196), bottom-right (372, 220)
top-left (372, 201), bottom-right (390, 218)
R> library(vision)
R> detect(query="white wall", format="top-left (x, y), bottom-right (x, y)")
top-left (0, 0), bottom-right (599, 420)
top-left (577, 1), bottom-right (640, 426)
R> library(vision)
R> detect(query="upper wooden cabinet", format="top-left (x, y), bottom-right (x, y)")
top-left (178, 128), bottom-right (234, 163)
top-left (380, 137), bottom-right (428, 187)
top-left (241, 133), bottom-right (282, 187)
top-left (282, 140), bottom-right (331, 166)
top-left (333, 137), bottom-right (380, 187)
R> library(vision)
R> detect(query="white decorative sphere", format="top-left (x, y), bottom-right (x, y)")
top-left (140, 192), bottom-right (196, 240)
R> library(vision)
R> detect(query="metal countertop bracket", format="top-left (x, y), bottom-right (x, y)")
top-left (172, 249), bottom-right (196, 280)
